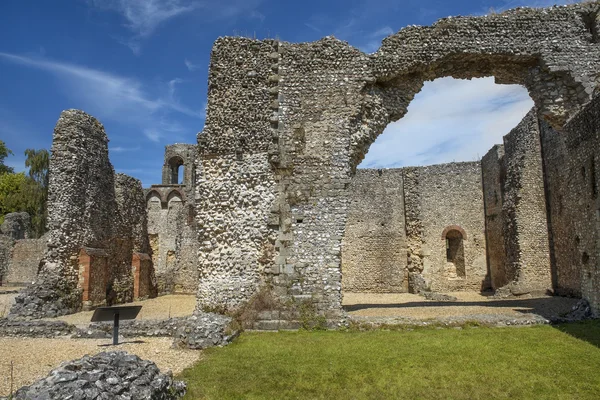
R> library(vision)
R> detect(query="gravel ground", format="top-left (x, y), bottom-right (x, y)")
top-left (50, 294), bottom-right (197, 326)
top-left (343, 292), bottom-right (580, 320)
top-left (0, 336), bottom-right (201, 397)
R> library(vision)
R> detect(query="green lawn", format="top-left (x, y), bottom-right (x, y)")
top-left (178, 321), bottom-right (600, 400)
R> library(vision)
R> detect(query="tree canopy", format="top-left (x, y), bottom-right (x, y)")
top-left (0, 143), bottom-right (49, 237)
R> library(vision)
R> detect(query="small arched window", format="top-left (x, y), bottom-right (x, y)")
top-left (445, 229), bottom-right (466, 278)
top-left (168, 156), bottom-right (185, 185)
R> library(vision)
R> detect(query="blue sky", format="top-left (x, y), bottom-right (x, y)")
top-left (0, 0), bottom-right (578, 186)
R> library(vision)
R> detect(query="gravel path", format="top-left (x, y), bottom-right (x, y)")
top-left (343, 292), bottom-right (580, 320)
top-left (0, 337), bottom-right (201, 397)
top-left (50, 294), bottom-right (197, 326)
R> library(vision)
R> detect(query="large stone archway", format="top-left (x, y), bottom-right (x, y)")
top-left (194, 3), bottom-right (600, 318)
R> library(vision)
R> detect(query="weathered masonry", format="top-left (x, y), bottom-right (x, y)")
top-left (9, 110), bottom-right (157, 319)
top-left (342, 163), bottom-right (487, 294)
top-left (192, 2), bottom-right (600, 319)
top-left (146, 144), bottom-right (198, 294)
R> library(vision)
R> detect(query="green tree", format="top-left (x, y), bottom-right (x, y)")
top-left (0, 172), bottom-right (28, 224)
top-left (24, 149), bottom-right (49, 237)
top-left (0, 140), bottom-right (14, 175)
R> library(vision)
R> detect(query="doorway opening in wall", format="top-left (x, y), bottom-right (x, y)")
top-left (341, 76), bottom-right (547, 321)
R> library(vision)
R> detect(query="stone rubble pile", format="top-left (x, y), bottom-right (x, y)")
top-left (0, 318), bottom-right (75, 337)
top-left (11, 351), bottom-right (186, 400)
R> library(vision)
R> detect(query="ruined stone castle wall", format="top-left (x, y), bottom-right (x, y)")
top-left (10, 110), bottom-right (155, 318)
top-left (342, 169), bottom-right (407, 293)
top-left (195, 38), bottom-right (278, 311)
top-left (541, 94), bottom-right (600, 314)
top-left (146, 185), bottom-right (197, 294)
top-left (539, 121), bottom-right (577, 294)
top-left (501, 109), bottom-right (552, 294)
top-left (194, 2), bottom-right (600, 315)
top-left (404, 163), bottom-right (488, 292)
top-left (272, 39), bottom-right (379, 316)
top-left (482, 145), bottom-right (507, 289)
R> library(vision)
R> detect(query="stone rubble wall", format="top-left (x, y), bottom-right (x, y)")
top-left (5, 233), bottom-right (48, 285)
top-left (146, 185), bottom-right (197, 294)
top-left (342, 169), bottom-right (407, 293)
top-left (195, 38), bottom-right (278, 312)
top-left (404, 163), bottom-right (488, 292)
top-left (194, 2), bottom-right (600, 315)
top-left (9, 110), bottom-right (155, 319)
top-left (501, 109), bottom-right (552, 294)
top-left (371, 3), bottom-right (600, 130)
top-left (0, 212), bottom-right (31, 240)
top-left (541, 94), bottom-right (600, 315)
top-left (481, 145), bottom-right (508, 289)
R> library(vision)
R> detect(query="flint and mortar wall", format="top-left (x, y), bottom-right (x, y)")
top-left (146, 185), bottom-right (197, 294)
top-left (342, 169), bottom-right (407, 293)
top-left (482, 145), bottom-right (507, 289)
top-left (404, 163), bottom-right (488, 292)
top-left (195, 2), bottom-right (600, 315)
top-left (195, 38), bottom-right (278, 311)
top-left (541, 95), bottom-right (600, 314)
top-left (501, 109), bottom-right (552, 294)
top-left (5, 235), bottom-right (47, 285)
top-left (10, 110), bottom-right (155, 319)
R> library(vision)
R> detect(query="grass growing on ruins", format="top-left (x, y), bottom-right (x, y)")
top-left (179, 320), bottom-right (600, 399)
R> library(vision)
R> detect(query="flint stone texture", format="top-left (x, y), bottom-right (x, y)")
top-left (482, 108), bottom-right (552, 295)
top-left (541, 94), bottom-right (600, 315)
top-left (9, 110), bottom-right (156, 319)
top-left (74, 312), bottom-right (237, 350)
top-left (193, 3), bottom-right (600, 317)
top-left (0, 318), bottom-right (75, 338)
top-left (5, 233), bottom-right (48, 286)
top-left (12, 351), bottom-right (186, 400)
top-left (0, 212), bottom-right (31, 240)
top-left (342, 165), bottom-right (487, 294)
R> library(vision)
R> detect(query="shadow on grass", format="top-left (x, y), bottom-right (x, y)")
top-left (553, 319), bottom-right (600, 348)
top-left (343, 296), bottom-right (579, 320)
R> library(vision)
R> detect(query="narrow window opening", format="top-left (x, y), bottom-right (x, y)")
top-left (445, 229), bottom-right (466, 278)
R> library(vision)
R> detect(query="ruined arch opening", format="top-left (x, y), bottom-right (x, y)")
top-left (341, 76), bottom-right (534, 310)
top-left (168, 156), bottom-right (185, 185)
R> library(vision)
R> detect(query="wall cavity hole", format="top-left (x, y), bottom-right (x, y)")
top-left (296, 218), bottom-right (303, 224)
top-left (582, 252), bottom-right (590, 264)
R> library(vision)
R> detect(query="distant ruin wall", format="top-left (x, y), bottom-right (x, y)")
top-left (482, 145), bottom-right (507, 289)
top-left (10, 110), bottom-right (155, 319)
top-left (404, 163), bottom-right (488, 292)
top-left (6, 235), bottom-right (47, 285)
top-left (501, 109), bottom-right (552, 294)
top-left (146, 185), bottom-right (197, 294)
top-left (541, 94), bottom-right (600, 314)
top-left (342, 169), bottom-right (407, 293)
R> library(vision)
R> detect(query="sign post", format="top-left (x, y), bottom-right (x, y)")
top-left (91, 306), bottom-right (142, 345)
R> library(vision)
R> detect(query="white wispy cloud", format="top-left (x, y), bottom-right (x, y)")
top-left (110, 145), bottom-right (141, 152)
top-left (359, 77), bottom-right (534, 169)
top-left (184, 58), bottom-right (202, 71)
top-left (90, 0), bottom-right (198, 37)
top-left (0, 52), bottom-right (202, 143)
top-left (89, 0), bottom-right (265, 54)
